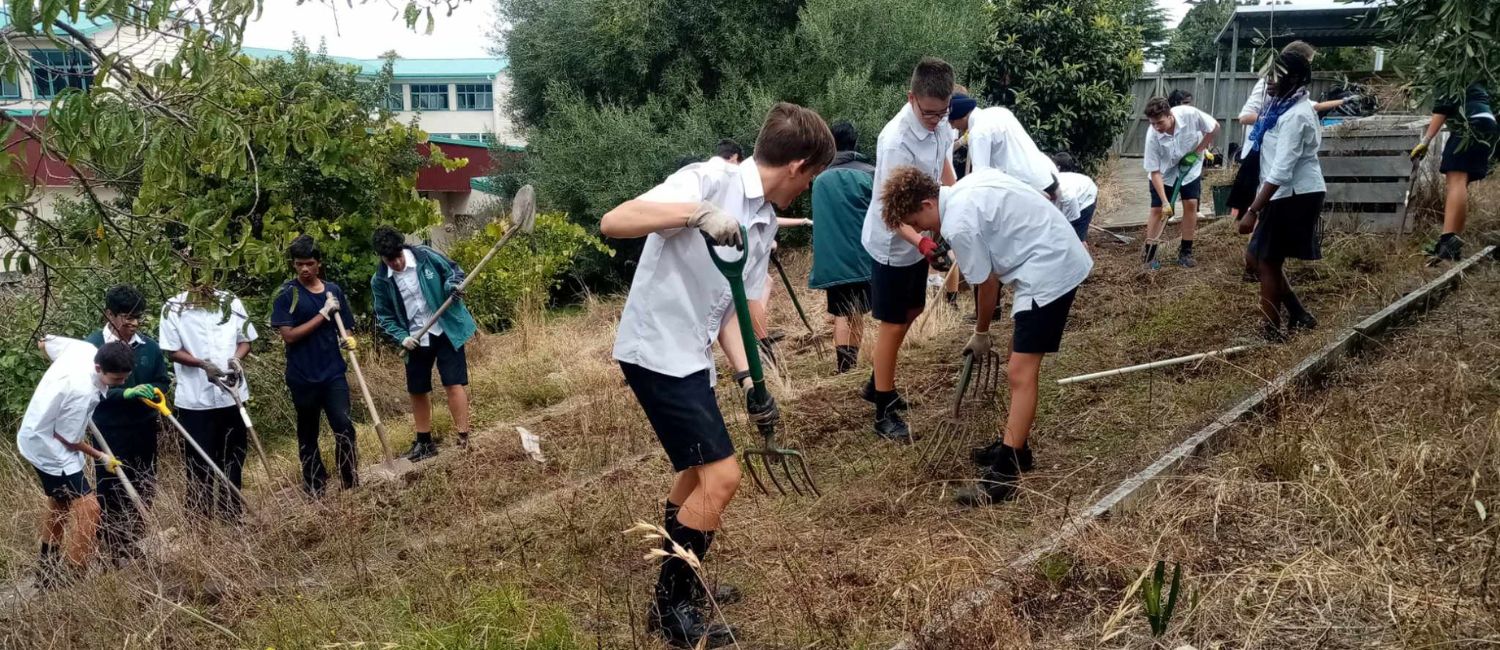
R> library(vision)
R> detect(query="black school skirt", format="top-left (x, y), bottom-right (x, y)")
top-left (1248, 191), bottom-right (1324, 262)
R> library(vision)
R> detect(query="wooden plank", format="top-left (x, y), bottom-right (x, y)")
top-left (1321, 135), bottom-right (1414, 153)
top-left (892, 246), bottom-right (1497, 650)
top-left (1320, 155), bottom-right (1413, 178)
top-left (1322, 211), bottom-right (1406, 233)
top-left (1326, 182), bottom-right (1409, 204)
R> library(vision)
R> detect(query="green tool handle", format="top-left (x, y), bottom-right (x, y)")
top-left (1167, 158), bottom-right (1195, 205)
top-left (702, 228), bottom-right (772, 412)
top-left (949, 354), bottom-right (975, 418)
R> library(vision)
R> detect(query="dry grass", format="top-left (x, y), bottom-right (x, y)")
top-left (0, 172), bottom-right (1493, 649)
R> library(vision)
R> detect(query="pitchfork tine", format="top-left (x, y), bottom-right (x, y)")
top-left (788, 453), bottom-right (820, 496)
top-left (762, 454), bottom-right (789, 495)
top-left (743, 451), bottom-right (769, 494)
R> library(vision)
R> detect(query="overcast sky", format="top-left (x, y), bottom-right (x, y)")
top-left (242, 0), bottom-right (1199, 60)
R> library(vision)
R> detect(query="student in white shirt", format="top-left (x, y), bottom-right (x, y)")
top-left (1051, 151), bottom-right (1100, 245)
top-left (602, 102), bottom-right (833, 649)
top-left (860, 57), bottom-right (958, 443)
top-left (1239, 51), bottom-right (1325, 342)
top-left (159, 284), bottom-right (257, 520)
top-left (1141, 98), bottom-right (1220, 268)
top-left (18, 336), bottom-right (135, 579)
top-left (878, 165), bottom-right (1092, 506)
top-left (946, 97), bottom-right (1059, 197)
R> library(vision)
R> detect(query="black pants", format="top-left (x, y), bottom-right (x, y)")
top-left (176, 407), bottom-right (248, 520)
top-left (94, 424), bottom-right (158, 557)
top-left (289, 377), bottom-right (358, 494)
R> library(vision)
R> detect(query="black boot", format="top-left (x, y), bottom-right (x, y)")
top-left (1260, 322), bottom-right (1288, 343)
top-left (1142, 243), bottom-right (1160, 270)
top-left (405, 439), bottom-right (438, 462)
top-left (1434, 233), bottom-right (1464, 262)
top-left (1177, 240), bottom-right (1196, 268)
top-left (664, 504), bottom-right (743, 608)
top-left (33, 542), bottom-right (62, 590)
top-left (455, 431), bottom-right (470, 450)
top-left (648, 516), bottom-right (735, 648)
top-left (955, 446), bottom-right (1022, 507)
top-left (647, 601), bottom-right (737, 648)
top-left (860, 376), bottom-right (908, 412)
top-left (866, 383), bottom-right (912, 443)
top-left (835, 346), bottom-right (859, 374)
top-left (970, 440), bottom-right (1034, 472)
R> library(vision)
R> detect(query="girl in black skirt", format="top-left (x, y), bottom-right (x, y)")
top-left (1239, 51), bottom-right (1324, 342)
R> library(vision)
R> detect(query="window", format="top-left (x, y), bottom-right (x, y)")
top-left (454, 133), bottom-right (497, 145)
top-left (385, 84), bottom-right (404, 111)
top-left (30, 50), bottom-right (94, 98)
top-left (410, 84), bottom-right (449, 110)
top-left (456, 83), bottom-right (493, 111)
top-left (0, 73), bottom-right (19, 99)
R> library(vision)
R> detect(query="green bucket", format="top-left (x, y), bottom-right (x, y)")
top-left (1211, 184), bottom-right (1232, 216)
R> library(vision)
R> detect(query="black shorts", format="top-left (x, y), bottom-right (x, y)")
top-left (825, 282), bottom-right (871, 317)
top-left (1227, 150), bottom-right (1263, 213)
top-left (405, 333), bottom-right (469, 394)
top-left (620, 362), bottom-right (734, 473)
top-left (1148, 176), bottom-right (1202, 207)
top-left (34, 467), bottom-right (91, 501)
top-left (1071, 204), bottom-right (1096, 242)
top-left (1439, 118), bottom-right (1498, 183)
top-left (1012, 288), bottom-right (1078, 354)
top-left (870, 259), bottom-right (929, 325)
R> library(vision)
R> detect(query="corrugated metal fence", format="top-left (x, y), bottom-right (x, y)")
top-left (1113, 72), bottom-right (1341, 157)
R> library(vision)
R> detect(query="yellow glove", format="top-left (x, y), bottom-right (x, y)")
top-left (1162, 201), bottom-right (1175, 217)
top-left (102, 455), bottom-right (123, 475)
top-left (340, 336), bottom-right (358, 352)
top-left (1205, 150), bottom-right (1216, 163)
top-left (1409, 142), bottom-right (1429, 161)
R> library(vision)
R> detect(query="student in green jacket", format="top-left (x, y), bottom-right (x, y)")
top-left (370, 227), bottom-right (478, 460)
top-left (810, 121), bottom-right (876, 374)
top-left (85, 285), bottom-right (170, 560)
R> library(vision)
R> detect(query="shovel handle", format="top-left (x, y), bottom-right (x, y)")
top-left (140, 387), bottom-right (172, 417)
top-left (703, 227), bottom-right (765, 393)
top-left (770, 251), bottom-right (817, 339)
top-left (332, 312), bottom-right (397, 466)
top-left (410, 221), bottom-right (524, 344)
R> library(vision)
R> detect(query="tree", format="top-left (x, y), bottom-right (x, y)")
top-left (972, 0), bottom-right (1143, 172)
top-left (1161, 0), bottom-right (1250, 73)
top-left (1120, 0), bottom-right (1169, 65)
top-left (1375, 0), bottom-right (1499, 120)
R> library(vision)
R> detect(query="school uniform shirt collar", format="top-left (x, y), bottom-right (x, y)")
top-left (101, 325), bottom-right (143, 348)
top-left (902, 103), bottom-right (937, 142)
top-left (386, 248), bottom-right (417, 278)
top-left (737, 157), bottom-right (772, 226)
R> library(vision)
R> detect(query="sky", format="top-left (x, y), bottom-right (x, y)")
top-left (243, 0), bottom-right (1201, 60)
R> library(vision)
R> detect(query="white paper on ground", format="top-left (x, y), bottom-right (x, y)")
top-left (517, 426), bottom-right (546, 463)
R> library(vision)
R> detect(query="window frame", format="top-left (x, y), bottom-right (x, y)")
top-left (409, 83), bottom-right (450, 111)
top-left (385, 83), bottom-right (405, 111)
top-left (455, 83), bottom-right (493, 111)
top-left (29, 49), bottom-right (94, 99)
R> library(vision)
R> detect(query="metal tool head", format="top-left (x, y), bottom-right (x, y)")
top-left (968, 350), bottom-right (1004, 403)
top-left (512, 184), bottom-right (537, 234)
top-left (922, 355), bottom-right (976, 471)
top-left (366, 422), bottom-right (418, 481)
top-left (742, 429), bottom-right (820, 497)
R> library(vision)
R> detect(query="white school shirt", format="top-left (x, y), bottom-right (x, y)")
top-left (101, 325), bottom-right (144, 347)
top-left (862, 103), bottom-right (955, 266)
top-left (1143, 105), bottom-right (1217, 185)
top-left (16, 337), bottom-right (106, 476)
top-left (940, 169), bottom-right (1093, 316)
top-left (388, 248), bottom-right (443, 345)
top-left (966, 106), bottom-right (1058, 193)
top-left (1238, 78), bottom-right (1269, 159)
top-left (1055, 171), bottom-right (1098, 222)
top-left (613, 158), bottom-right (775, 379)
top-left (158, 290), bottom-right (257, 410)
top-left (730, 157), bottom-right (776, 301)
top-left (1258, 96), bottom-right (1326, 201)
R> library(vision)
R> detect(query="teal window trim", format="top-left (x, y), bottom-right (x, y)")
top-left (455, 83), bottom-right (492, 111)
top-left (0, 73), bottom-right (20, 99)
top-left (385, 83), bottom-right (404, 111)
top-left (409, 83), bottom-right (449, 111)
top-left (30, 50), bottom-right (94, 99)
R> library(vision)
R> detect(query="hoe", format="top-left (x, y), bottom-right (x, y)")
top-left (706, 227), bottom-right (819, 496)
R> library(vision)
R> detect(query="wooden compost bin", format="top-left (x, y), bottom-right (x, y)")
top-left (1320, 114), bottom-right (1442, 233)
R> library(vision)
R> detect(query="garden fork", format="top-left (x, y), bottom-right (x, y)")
top-left (967, 345), bottom-right (1003, 405)
top-left (921, 354), bottom-right (976, 468)
top-left (706, 228), bottom-right (820, 497)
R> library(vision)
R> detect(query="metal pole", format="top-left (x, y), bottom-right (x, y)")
top-left (1228, 21), bottom-right (1240, 149)
top-left (1056, 345), bottom-right (1256, 386)
top-left (1210, 45), bottom-right (1223, 122)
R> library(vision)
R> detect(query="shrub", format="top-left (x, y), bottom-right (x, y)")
top-left (448, 212), bottom-right (609, 330)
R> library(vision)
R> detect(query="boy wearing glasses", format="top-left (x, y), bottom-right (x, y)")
top-left (859, 57), bottom-right (958, 443)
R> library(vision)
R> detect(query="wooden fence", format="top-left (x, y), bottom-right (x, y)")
top-left (1113, 72), bottom-right (1345, 157)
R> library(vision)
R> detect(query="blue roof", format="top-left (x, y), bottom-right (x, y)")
top-left (241, 46), bottom-right (506, 79)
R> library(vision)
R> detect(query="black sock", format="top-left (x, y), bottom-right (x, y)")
top-left (655, 517), bottom-right (711, 607)
top-left (1179, 239), bottom-right (1194, 255)
top-left (835, 346), bottom-right (858, 374)
top-left (874, 389), bottom-right (900, 414)
top-left (1282, 292), bottom-right (1308, 319)
top-left (39, 542), bottom-right (55, 561)
top-left (415, 431), bottom-right (433, 445)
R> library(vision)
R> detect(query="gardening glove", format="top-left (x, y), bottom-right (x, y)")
top-left (100, 455), bottom-right (123, 475)
top-left (918, 236), bottom-right (953, 273)
top-left (340, 336), bottom-right (358, 352)
top-left (1178, 152), bottom-right (1200, 167)
top-left (445, 280), bottom-right (464, 299)
top-left (122, 385), bottom-right (155, 401)
top-left (1161, 200), bottom-right (1175, 218)
top-left (688, 201), bottom-right (743, 248)
top-left (401, 336), bottom-right (419, 351)
top-left (745, 385), bottom-right (779, 427)
top-left (1409, 142), bottom-right (1429, 161)
top-left (199, 359), bottom-right (226, 381)
top-left (963, 330), bottom-right (992, 357)
top-left (221, 369), bottom-right (243, 388)
top-left (318, 293), bottom-right (341, 320)
top-left (1204, 150), bottom-right (1216, 163)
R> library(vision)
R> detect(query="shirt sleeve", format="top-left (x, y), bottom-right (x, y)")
top-left (269, 285), bottom-right (295, 328)
top-left (51, 391), bottom-right (93, 446)
top-left (158, 301), bottom-right (182, 352)
top-left (1261, 110), bottom-right (1307, 188)
top-left (231, 298), bottom-right (258, 343)
top-left (1143, 136), bottom-right (1161, 175)
top-left (1194, 108), bottom-right (1218, 136)
top-left (947, 221), bottom-right (991, 286)
top-left (42, 336), bottom-right (93, 362)
top-left (639, 166), bottom-right (710, 204)
top-left (1239, 79), bottom-right (1267, 119)
top-left (968, 127), bottom-right (994, 171)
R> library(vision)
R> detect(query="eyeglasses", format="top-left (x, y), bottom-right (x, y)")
top-left (915, 105), bottom-right (950, 120)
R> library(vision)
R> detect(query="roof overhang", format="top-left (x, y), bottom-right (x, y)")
top-left (1215, 1), bottom-right (1387, 49)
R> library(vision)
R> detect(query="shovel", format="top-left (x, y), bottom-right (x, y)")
top-left (331, 312), bottom-right (414, 481)
top-left (206, 358), bottom-right (279, 486)
top-left (705, 227), bottom-right (819, 497)
top-left (407, 184), bottom-right (537, 344)
top-left (139, 388), bottom-right (252, 514)
top-left (85, 422), bottom-right (150, 522)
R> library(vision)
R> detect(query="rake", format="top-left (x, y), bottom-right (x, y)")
top-left (705, 227), bottom-right (819, 497)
